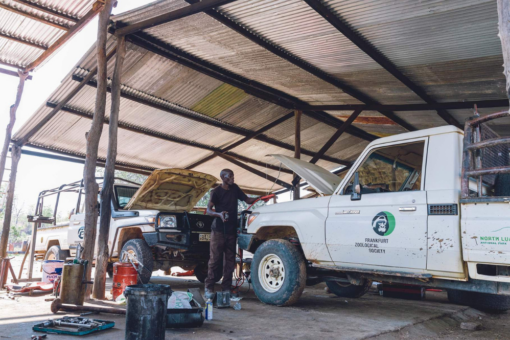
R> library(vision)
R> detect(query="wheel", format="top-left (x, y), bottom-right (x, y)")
top-left (448, 289), bottom-right (510, 312)
top-left (251, 239), bottom-right (306, 306)
top-left (120, 239), bottom-right (153, 284)
top-left (326, 280), bottom-right (372, 298)
top-left (44, 245), bottom-right (70, 261)
top-left (194, 263), bottom-right (223, 283)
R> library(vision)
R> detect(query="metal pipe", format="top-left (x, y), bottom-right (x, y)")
top-left (51, 298), bottom-right (126, 315)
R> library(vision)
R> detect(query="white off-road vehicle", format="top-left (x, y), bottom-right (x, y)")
top-left (239, 111), bottom-right (510, 311)
top-left (33, 169), bottom-right (219, 283)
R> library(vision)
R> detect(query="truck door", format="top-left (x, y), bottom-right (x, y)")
top-left (326, 139), bottom-right (428, 271)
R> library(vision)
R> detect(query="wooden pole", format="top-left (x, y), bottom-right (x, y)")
top-left (293, 110), bottom-right (301, 200)
top-left (93, 36), bottom-right (126, 299)
top-left (0, 70), bottom-right (28, 195)
top-left (0, 145), bottom-right (21, 259)
top-left (498, 0), bottom-right (510, 103)
top-left (82, 0), bottom-right (114, 299)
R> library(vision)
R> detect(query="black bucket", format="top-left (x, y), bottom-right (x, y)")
top-left (124, 284), bottom-right (172, 340)
top-left (166, 307), bottom-right (204, 328)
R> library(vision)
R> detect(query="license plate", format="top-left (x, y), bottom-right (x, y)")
top-left (199, 233), bottom-right (211, 242)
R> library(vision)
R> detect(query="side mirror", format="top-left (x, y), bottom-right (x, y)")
top-left (351, 172), bottom-right (362, 201)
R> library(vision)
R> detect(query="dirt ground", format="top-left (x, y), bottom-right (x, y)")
top-left (1, 256), bottom-right (510, 339)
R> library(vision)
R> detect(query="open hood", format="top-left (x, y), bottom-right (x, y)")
top-left (271, 155), bottom-right (342, 195)
top-left (125, 169), bottom-right (218, 212)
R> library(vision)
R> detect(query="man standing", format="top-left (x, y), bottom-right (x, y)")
top-left (205, 169), bottom-right (258, 299)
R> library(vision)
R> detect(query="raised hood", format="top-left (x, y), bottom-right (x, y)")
top-left (271, 155), bottom-right (342, 195)
top-left (125, 169), bottom-right (218, 212)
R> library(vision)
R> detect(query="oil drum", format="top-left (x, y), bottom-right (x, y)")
top-left (112, 262), bottom-right (138, 300)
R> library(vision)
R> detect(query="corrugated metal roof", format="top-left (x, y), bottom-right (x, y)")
top-left (12, 0), bottom-right (509, 192)
top-left (0, 0), bottom-right (96, 69)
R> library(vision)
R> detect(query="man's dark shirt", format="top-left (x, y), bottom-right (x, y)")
top-left (210, 183), bottom-right (248, 235)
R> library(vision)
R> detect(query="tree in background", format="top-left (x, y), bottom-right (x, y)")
top-left (96, 168), bottom-right (147, 184)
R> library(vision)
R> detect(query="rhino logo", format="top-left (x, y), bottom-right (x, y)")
top-left (372, 212), bottom-right (395, 236)
top-left (78, 226), bottom-right (84, 239)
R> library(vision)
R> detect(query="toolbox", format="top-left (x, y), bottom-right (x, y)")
top-left (33, 316), bottom-right (115, 336)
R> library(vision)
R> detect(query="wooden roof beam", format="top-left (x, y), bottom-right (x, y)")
top-left (124, 32), bottom-right (378, 142)
top-left (304, 0), bottom-right (461, 129)
top-left (186, 0), bottom-right (416, 131)
top-left (301, 99), bottom-right (510, 112)
top-left (0, 3), bottom-right (70, 30)
top-left (114, 0), bottom-right (237, 36)
top-left (45, 102), bottom-right (295, 175)
top-left (24, 1), bottom-right (104, 72)
top-left (73, 75), bottom-right (351, 166)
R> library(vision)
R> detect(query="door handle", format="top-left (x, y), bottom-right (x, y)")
top-left (399, 207), bottom-right (416, 212)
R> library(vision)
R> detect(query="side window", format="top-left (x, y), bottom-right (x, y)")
top-left (343, 141), bottom-right (425, 195)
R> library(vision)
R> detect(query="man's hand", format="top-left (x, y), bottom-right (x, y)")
top-left (219, 211), bottom-right (228, 222)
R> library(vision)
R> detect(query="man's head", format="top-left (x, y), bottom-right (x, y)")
top-left (220, 169), bottom-right (235, 186)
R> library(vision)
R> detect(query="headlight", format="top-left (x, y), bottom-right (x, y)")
top-left (158, 215), bottom-right (177, 229)
top-left (247, 212), bottom-right (259, 226)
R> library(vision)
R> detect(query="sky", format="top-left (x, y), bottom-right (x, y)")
top-left (0, 0), bottom-right (155, 217)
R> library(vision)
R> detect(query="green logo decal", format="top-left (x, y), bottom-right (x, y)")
top-left (372, 211), bottom-right (396, 236)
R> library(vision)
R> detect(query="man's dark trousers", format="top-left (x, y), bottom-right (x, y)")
top-left (205, 230), bottom-right (236, 292)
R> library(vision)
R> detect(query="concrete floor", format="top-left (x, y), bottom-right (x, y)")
top-left (2, 272), bottom-right (507, 340)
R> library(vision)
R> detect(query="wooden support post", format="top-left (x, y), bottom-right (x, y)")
top-left (0, 145), bottom-right (21, 259)
top-left (498, 0), bottom-right (510, 103)
top-left (293, 110), bottom-right (301, 200)
top-left (82, 0), bottom-right (114, 299)
top-left (93, 36), bottom-right (126, 300)
top-left (0, 71), bottom-right (28, 198)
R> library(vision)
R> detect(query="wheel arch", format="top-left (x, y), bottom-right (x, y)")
top-left (248, 225), bottom-right (301, 253)
top-left (117, 227), bottom-right (144, 255)
top-left (46, 239), bottom-right (60, 250)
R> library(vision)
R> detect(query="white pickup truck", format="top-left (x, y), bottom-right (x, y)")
top-left (34, 169), bottom-right (219, 283)
top-left (239, 111), bottom-right (510, 311)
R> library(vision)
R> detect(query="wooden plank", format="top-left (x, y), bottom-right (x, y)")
top-left (82, 0), bottom-right (114, 300)
top-left (24, 1), bottom-right (104, 71)
top-left (0, 67), bottom-right (32, 79)
top-left (13, 0), bottom-right (79, 22)
top-left (94, 36), bottom-right (126, 299)
top-left (115, 0), bottom-right (237, 36)
top-left (216, 152), bottom-right (292, 190)
top-left (0, 3), bottom-right (70, 30)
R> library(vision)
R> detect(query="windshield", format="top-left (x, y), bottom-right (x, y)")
top-left (115, 186), bottom-right (139, 209)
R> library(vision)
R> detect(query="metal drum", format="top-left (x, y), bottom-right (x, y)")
top-left (60, 263), bottom-right (85, 305)
top-left (112, 262), bottom-right (138, 300)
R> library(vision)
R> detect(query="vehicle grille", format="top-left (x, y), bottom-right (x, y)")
top-left (428, 204), bottom-right (458, 215)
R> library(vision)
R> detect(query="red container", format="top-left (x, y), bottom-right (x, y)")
top-left (112, 262), bottom-right (138, 300)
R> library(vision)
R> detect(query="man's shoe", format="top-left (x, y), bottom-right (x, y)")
top-left (204, 289), bottom-right (215, 300)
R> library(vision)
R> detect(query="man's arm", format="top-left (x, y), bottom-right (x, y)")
top-left (245, 196), bottom-right (258, 204)
top-left (206, 193), bottom-right (227, 221)
top-left (236, 185), bottom-right (259, 204)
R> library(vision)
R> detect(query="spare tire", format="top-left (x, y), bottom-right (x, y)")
top-left (448, 289), bottom-right (510, 312)
top-left (326, 280), bottom-right (372, 298)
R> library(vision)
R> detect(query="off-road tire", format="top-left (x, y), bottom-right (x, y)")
top-left (194, 263), bottom-right (222, 283)
top-left (326, 280), bottom-right (372, 298)
top-left (44, 245), bottom-right (70, 261)
top-left (251, 239), bottom-right (306, 306)
top-left (120, 239), bottom-right (153, 284)
top-left (448, 289), bottom-right (510, 312)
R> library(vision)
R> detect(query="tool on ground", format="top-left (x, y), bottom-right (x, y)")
top-left (32, 316), bottom-right (114, 336)
top-left (111, 262), bottom-right (138, 300)
top-left (124, 284), bottom-right (172, 340)
top-left (50, 298), bottom-right (126, 315)
top-left (31, 335), bottom-right (47, 340)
